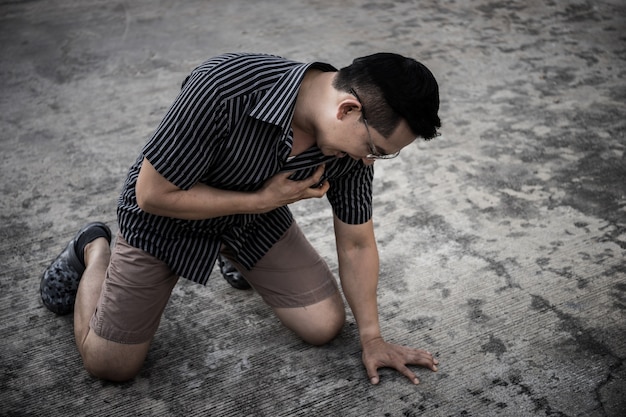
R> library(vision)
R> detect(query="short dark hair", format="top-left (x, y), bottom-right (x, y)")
top-left (332, 53), bottom-right (441, 140)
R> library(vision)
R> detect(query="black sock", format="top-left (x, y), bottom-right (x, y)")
top-left (74, 225), bottom-right (109, 267)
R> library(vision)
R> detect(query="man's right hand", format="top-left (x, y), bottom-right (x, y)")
top-left (258, 164), bottom-right (329, 210)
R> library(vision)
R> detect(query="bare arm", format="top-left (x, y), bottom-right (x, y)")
top-left (135, 157), bottom-right (329, 220)
top-left (333, 217), bottom-right (382, 343)
top-left (333, 216), bottom-right (438, 385)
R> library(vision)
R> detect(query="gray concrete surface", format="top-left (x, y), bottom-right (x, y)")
top-left (1, 0), bottom-right (625, 416)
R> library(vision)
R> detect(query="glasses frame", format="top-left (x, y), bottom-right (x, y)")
top-left (349, 88), bottom-right (400, 160)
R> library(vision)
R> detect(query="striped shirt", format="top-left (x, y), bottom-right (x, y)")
top-left (117, 53), bottom-right (374, 285)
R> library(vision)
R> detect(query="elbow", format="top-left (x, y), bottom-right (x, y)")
top-left (136, 192), bottom-right (148, 212)
top-left (135, 187), bottom-right (153, 214)
top-left (135, 183), bottom-right (162, 216)
top-left (135, 181), bottom-right (182, 218)
top-left (135, 157), bottom-right (177, 216)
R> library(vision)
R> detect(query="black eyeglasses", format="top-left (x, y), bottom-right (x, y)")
top-left (349, 88), bottom-right (400, 160)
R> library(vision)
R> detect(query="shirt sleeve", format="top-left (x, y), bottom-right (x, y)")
top-left (142, 70), bottom-right (227, 190)
top-left (326, 161), bottom-right (374, 225)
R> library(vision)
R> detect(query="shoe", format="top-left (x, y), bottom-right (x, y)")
top-left (40, 222), bottom-right (112, 315)
top-left (218, 255), bottom-right (251, 290)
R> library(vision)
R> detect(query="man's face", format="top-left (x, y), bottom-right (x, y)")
top-left (320, 114), bottom-right (416, 166)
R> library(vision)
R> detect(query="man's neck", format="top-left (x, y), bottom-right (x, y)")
top-left (290, 70), bottom-right (335, 156)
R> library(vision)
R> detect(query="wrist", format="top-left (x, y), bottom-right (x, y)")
top-left (250, 188), bottom-right (273, 214)
top-left (358, 326), bottom-right (382, 346)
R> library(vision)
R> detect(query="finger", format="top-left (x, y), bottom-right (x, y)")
top-left (396, 364), bottom-right (420, 385)
top-left (405, 349), bottom-right (439, 371)
top-left (304, 179), bottom-right (330, 199)
top-left (363, 359), bottom-right (380, 385)
top-left (317, 181), bottom-right (330, 194)
top-left (279, 170), bottom-right (296, 180)
top-left (308, 164), bottom-right (326, 187)
top-left (423, 353), bottom-right (439, 372)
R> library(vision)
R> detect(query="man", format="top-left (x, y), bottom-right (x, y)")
top-left (40, 52), bottom-right (441, 385)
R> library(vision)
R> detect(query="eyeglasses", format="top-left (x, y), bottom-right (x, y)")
top-left (349, 88), bottom-right (400, 160)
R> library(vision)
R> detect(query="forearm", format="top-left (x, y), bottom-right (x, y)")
top-left (138, 181), bottom-right (269, 220)
top-left (136, 157), bottom-right (274, 220)
top-left (338, 246), bottom-right (382, 344)
top-left (136, 157), bottom-right (328, 220)
top-left (334, 218), bottom-right (382, 344)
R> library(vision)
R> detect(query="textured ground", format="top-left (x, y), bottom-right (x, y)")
top-left (1, 0), bottom-right (625, 416)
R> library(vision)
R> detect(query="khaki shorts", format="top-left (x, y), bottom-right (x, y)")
top-left (90, 223), bottom-right (339, 344)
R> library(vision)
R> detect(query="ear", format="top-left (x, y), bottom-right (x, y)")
top-left (336, 98), bottom-right (361, 120)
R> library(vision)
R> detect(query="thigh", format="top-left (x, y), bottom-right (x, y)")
top-left (90, 233), bottom-right (179, 344)
top-left (221, 222), bottom-right (339, 308)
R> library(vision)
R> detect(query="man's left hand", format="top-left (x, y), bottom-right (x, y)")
top-left (361, 337), bottom-right (438, 385)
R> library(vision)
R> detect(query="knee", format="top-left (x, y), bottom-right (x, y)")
top-left (83, 355), bottom-right (142, 382)
top-left (275, 292), bottom-right (346, 346)
top-left (301, 310), bottom-right (346, 346)
top-left (83, 356), bottom-right (142, 382)
top-left (80, 341), bottom-right (146, 382)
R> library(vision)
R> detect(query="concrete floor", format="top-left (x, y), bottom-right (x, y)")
top-left (1, 0), bottom-right (625, 416)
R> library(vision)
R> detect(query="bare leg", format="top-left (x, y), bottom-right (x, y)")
top-left (273, 290), bottom-right (346, 346)
top-left (73, 238), bottom-right (110, 347)
top-left (73, 238), bottom-right (150, 382)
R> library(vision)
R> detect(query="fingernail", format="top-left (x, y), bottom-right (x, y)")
top-left (414, 378), bottom-right (420, 385)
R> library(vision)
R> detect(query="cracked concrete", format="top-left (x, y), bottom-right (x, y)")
top-left (1, 0), bottom-right (625, 416)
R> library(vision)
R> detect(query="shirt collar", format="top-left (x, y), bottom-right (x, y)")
top-left (249, 61), bottom-right (336, 132)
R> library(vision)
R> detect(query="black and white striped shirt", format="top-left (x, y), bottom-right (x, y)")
top-left (118, 53), bottom-right (374, 285)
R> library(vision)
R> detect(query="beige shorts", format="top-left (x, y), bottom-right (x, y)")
top-left (90, 223), bottom-right (339, 344)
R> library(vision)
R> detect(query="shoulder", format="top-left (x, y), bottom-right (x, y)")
top-left (193, 53), bottom-right (299, 76)
top-left (183, 53), bottom-right (302, 95)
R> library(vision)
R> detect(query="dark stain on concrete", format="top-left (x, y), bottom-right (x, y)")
top-left (481, 335), bottom-right (507, 359)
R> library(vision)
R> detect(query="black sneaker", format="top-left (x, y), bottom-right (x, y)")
top-left (218, 255), bottom-right (251, 290)
top-left (40, 222), bottom-right (112, 315)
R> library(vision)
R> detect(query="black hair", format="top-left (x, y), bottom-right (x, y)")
top-left (332, 52), bottom-right (441, 140)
